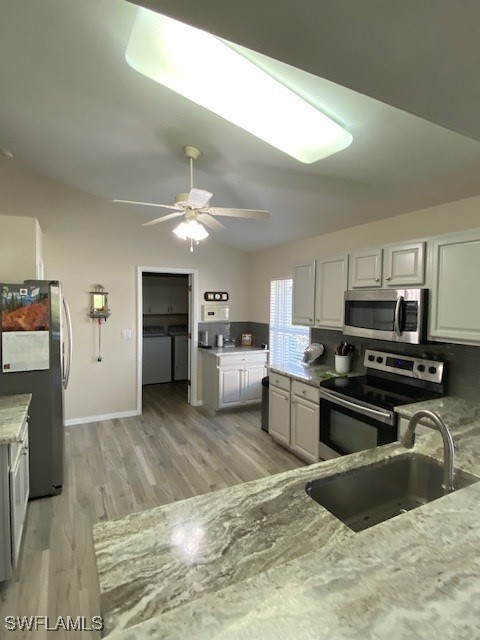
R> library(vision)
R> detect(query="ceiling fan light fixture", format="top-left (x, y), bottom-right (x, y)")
top-left (125, 9), bottom-right (352, 164)
top-left (173, 219), bottom-right (209, 242)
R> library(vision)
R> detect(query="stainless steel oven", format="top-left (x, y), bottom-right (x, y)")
top-left (343, 288), bottom-right (427, 344)
top-left (318, 349), bottom-right (446, 460)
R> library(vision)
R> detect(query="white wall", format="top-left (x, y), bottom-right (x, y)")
top-left (249, 195), bottom-right (480, 323)
top-left (0, 163), bottom-right (250, 422)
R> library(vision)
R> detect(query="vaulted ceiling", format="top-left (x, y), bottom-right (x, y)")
top-left (0, 0), bottom-right (479, 252)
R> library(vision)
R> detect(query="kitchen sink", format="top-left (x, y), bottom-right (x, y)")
top-left (305, 453), bottom-right (479, 532)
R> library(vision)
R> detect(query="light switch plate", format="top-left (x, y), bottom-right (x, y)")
top-left (121, 329), bottom-right (132, 339)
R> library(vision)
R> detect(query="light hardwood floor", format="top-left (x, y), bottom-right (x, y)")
top-left (0, 383), bottom-right (304, 638)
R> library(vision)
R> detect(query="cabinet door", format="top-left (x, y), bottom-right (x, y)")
top-left (168, 277), bottom-right (189, 314)
top-left (218, 367), bottom-right (243, 408)
top-left (429, 233), bottom-right (480, 344)
top-left (243, 364), bottom-right (267, 404)
top-left (290, 398), bottom-right (319, 463)
top-left (9, 438), bottom-right (29, 569)
top-left (269, 386), bottom-right (291, 446)
top-left (149, 278), bottom-right (170, 314)
top-left (142, 278), bottom-right (151, 314)
top-left (292, 261), bottom-right (315, 325)
top-left (349, 249), bottom-right (382, 288)
top-left (384, 242), bottom-right (425, 286)
top-left (315, 253), bottom-right (348, 328)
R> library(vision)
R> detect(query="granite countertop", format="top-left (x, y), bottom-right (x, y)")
top-left (200, 346), bottom-right (269, 357)
top-left (269, 363), bottom-right (347, 387)
top-left (94, 397), bottom-right (480, 639)
top-left (0, 394), bottom-right (32, 444)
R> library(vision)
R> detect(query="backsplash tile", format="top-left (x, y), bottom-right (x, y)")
top-left (198, 322), bottom-right (269, 348)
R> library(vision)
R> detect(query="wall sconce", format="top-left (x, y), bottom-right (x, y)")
top-left (88, 284), bottom-right (110, 320)
top-left (88, 284), bottom-right (110, 362)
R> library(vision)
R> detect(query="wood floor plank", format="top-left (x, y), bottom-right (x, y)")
top-left (0, 382), bottom-right (305, 637)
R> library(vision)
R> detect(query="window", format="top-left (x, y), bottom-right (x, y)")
top-left (269, 278), bottom-right (309, 367)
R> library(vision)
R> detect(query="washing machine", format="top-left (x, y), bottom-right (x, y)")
top-left (142, 326), bottom-right (172, 384)
top-left (168, 325), bottom-right (189, 381)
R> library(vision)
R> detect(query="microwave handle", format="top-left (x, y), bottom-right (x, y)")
top-left (394, 295), bottom-right (404, 337)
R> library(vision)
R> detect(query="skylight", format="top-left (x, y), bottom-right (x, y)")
top-left (125, 9), bottom-right (353, 164)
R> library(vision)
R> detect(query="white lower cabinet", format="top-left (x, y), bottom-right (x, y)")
top-left (269, 385), bottom-right (291, 446)
top-left (202, 351), bottom-right (268, 412)
top-left (290, 396), bottom-right (319, 463)
top-left (1, 419), bottom-right (30, 582)
top-left (269, 374), bottom-right (320, 464)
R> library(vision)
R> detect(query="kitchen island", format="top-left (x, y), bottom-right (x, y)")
top-left (93, 397), bottom-right (480, 639)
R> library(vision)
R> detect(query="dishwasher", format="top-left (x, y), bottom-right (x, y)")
top-left (142, 326), bottom-right (172, 384)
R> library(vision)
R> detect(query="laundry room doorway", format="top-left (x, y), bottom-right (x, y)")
top-left (136, 266), bottom-right (199, 414)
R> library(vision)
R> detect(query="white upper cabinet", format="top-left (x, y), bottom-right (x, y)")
top-left (143, 276), bottom-right (189, 315)
top-left (429, 231), bottom-right (480, 344)
top-left (350, 242), bottom-right (425, 289)
top-left (315, 253), bottom-right (348, 329)
top-left (383, 242), bottom-right (425, 286)
top-left (292, 261), bottom-right (315, 325)
top-left (349, 248), bottom-right (383, 288)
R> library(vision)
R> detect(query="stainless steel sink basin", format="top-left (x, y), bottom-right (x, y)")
top-left (305, 453), bottom-right (479, 532)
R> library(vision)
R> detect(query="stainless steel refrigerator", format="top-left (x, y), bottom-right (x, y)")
top-left (0, 280), bottom-right (72, 498)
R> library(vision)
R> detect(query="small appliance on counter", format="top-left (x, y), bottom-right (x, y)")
top-left (223, 338), bottom-right (236, 349)
top-left (302, 343), bottom-right (324, 365)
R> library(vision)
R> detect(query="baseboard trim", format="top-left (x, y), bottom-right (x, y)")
top-left (65, 409), bottom-right (141, 427)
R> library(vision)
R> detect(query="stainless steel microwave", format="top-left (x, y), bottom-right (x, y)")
top-left (343, 288), bottom-right (427, 344)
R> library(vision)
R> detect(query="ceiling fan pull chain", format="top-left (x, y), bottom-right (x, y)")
top-left (190, 156), bottom-right (194, 189)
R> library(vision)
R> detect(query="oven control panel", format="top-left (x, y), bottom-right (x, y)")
top-left (364, 349), bottom-right (444, 384)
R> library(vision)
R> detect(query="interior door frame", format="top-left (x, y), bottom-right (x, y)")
top-left (136, 266), bottom-right (200, 414)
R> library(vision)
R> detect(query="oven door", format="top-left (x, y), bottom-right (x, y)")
top-left (319, 389), bottom-right (397, 458)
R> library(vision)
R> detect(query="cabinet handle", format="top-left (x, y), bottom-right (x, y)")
top-left (22, 446), bottom-right (29, 455)
top-left (374, 277), bottom-right (380, 282)
top-left (308, 318), bottom-right (313, 322)
top-left (302, 390), bottom-right (306, 395)
top-left (385, 276), bottom-right (391, 281)
top-left (316, 318), bottom-right (321, 323)
top-left (284, 396), bottom-right (289, 401)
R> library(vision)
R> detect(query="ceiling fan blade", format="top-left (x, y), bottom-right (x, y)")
top-left (112, 199), bottom-right (183, 210)
top-left (207, 207), bottom-right (270, 219)
top-left (142, 211), bottom-right (185, 226)
top-left (187, 188), bottom-right (213, 209)
top-left (198, 213), bottom-right (225, 231)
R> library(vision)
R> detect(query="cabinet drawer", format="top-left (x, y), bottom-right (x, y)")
top-left (9, 420), bottom-right (28, 469)
top-left (269, 372), bottom-right (291, 391)
top-left (291, 380), bottom-right (320, 403)
top-left (218, 353), bottom-right (267, 367)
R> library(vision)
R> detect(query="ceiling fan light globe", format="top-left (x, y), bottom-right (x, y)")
top-left (173, 219), bottom-right (209, 241)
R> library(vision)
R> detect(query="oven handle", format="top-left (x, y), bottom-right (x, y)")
top-left (394, 295), bottom-right (404, 337)
top-left (319, 389), bottom-right (394, 424)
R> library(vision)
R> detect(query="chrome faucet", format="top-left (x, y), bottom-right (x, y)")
top-left (401, 409), bottom-right (455, 493)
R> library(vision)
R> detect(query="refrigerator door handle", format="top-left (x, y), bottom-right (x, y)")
top-left (62, 296), bottom-right (73, 389)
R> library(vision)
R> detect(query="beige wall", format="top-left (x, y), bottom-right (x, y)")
top-left (0, 163), bottom-right (250, 422)
top-left (249, 195), bottom-right (480, 323)
top-left (0, 214), bottom-right (43, 281)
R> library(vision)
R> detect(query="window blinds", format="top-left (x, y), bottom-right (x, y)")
top-left (269, 279), bottom-right (309, 368)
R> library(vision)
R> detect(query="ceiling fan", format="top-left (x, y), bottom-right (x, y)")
top-left (112, 146), bottom-right (270, 251)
